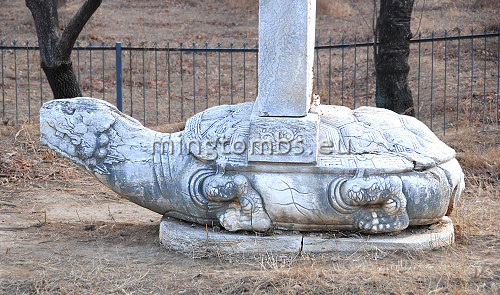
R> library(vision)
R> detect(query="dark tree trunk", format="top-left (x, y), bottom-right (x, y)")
top-left (26, 0), bottom-right (101, 99)
top-left (42, 61), bottom-right (82, 99)
top-left (374, 0), bottom-right (415, 116)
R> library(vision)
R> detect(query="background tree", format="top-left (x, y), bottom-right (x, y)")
top-left (374, 0), bottom-right (415, 116)
top-left (26, 0), bottom-right (102, 99)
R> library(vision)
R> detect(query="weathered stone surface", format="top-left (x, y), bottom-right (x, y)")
top-left (40, 98), bottom-right (464, 235)
top-left (257, 0), bottom-right (316, 117)
top-left (248, 114), bottom-right (318, 163)
top-left (39, 0), bottom-right (465, 254)
top-left (159, 216), bottom-right (455, 255)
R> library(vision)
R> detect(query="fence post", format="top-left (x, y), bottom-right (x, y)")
top-left (116, 42), bottom-right (123, 112)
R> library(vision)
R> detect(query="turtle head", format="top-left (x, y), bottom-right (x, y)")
top-left (40, 97), bottom-right (130, 174)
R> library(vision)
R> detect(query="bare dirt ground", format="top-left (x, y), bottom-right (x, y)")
top-left (2, 0), bottom-right (499, 44)
top-left (1, 0), bottom-right (500, 294)
top-left (1, 0), bottom-right (499, 128)
top-left (0, 122), bottom-right (499, 294)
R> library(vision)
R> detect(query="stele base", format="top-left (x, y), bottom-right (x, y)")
top-left (159, 216), bottom-right (454, 256)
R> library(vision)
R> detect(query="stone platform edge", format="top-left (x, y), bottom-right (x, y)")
top-left (159, 216), bottom-right (454, 255)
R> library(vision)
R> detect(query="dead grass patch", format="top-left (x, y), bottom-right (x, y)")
top-left (1, 122), bottom-right (499, 294)
top-left (1, 1), bottom-right (499, 293)
top-left (444, 127), bottom-right (500, 187)
top-left (224, 0), bottom-right (258, 12)
top-left (473, 0), bottom-right (500, 10)
top-left (317, 0), bottom-right (353, 18)
top-left (0, 125), bottom-right (81, 187)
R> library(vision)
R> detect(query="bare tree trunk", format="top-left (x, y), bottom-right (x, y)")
top-left (374, 0), bottom-right (415, 116)
top-left (26, 0), bottom-right (102, 99)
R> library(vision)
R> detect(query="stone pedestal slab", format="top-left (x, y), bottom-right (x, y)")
top-left (159, 216), bottom-right (454, 255)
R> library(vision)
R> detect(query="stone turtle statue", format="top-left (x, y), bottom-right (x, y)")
top-left (40, 97), bottom-right (464, 234)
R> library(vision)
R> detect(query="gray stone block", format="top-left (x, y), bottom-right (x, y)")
top-left (159, 216), bottom-right (455, 255)
top-left (257, 0), bottom-right (316, 117)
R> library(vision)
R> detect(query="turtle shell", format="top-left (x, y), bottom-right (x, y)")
top-left (182, 102), bottom-right (455, 172)
top-left (313, 105), bottom-right (455, 171)
top-left (182, 102), bottom-right (253, 168)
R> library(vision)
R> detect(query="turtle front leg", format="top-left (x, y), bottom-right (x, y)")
top-left (202, 174), bottom-right (272, 232)
top-left (340, 175), bottom-right (409, 233)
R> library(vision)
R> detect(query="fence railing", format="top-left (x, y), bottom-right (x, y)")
top-left (1, 28), bottom-right (499, 134)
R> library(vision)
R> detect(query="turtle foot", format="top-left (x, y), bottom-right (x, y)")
top-left (337, 174), bottom-right (409, 233)
top-left (218, 202), bottom-right (272, 232)
top-left (355, 209), bottom-right (409, 233)
top-left (203, 174), bottom-right (272, 232)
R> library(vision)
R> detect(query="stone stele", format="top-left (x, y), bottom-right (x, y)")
top-left (39, 0), bottom-right (464, 253)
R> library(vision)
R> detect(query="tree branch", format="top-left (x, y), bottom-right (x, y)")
top-left (56, 0), bottom-right (102, 60)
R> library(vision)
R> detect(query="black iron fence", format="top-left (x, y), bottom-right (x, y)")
top-left (1, 28), bottom-right (499, 133)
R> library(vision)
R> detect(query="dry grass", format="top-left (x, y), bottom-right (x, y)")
top-left (1, 0), bottom-right (499, 127)
top-left (317, 0), bottom-right (353, 19)
top-left (0, 115), bottom-right (499, 295)
top-left (0, 125), bottom-right (79, 187)
top-left (224, 0), bottom-right (355, 20)
top-left (449, 130), bottom-right (500, 187)
top-left (473, 0), bottom-right (500, 10)
top-left (224, 0), bottom-right (258, 11)
top-left (1, 0), bottom-right (500, 293)
top-left (1, 0), bottom-right (499, 42)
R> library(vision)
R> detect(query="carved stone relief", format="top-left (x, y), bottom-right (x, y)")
top-left (40, 98), bottom-right (464, 234)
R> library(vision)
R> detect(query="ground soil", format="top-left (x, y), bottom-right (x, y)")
top-left (2, 0), bottom-right (499, 44)
top-left (1, 0), bottom-right (499, 128)
top-left (1, 115), bottom-right (499, 295)
top-left (1, 0), bottom-right (500, 294)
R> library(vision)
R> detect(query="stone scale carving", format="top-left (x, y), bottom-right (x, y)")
top-left (40, 0), bottom-right (463, 238)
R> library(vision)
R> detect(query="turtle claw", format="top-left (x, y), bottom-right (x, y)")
top-left (383, 198), bottom-right (400, 215)
top-left (219, 203), bottom-right (271, 232)
top-left (204, 174), bottom-right (272, 232)
top-left (355, 209), bottom-right (409, 233)
top-left (339, 175), bottom-right (409, 233)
